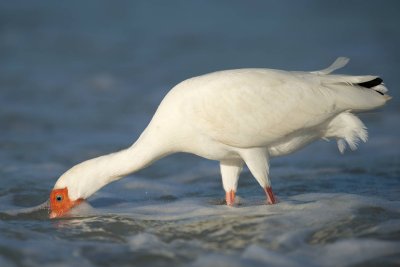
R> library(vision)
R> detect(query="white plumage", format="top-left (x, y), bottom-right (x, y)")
top-left (52, 57), bottom-right (390, 214)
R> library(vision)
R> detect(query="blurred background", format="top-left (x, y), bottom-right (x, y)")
top-left (1, 1), bottom-right (399, 164)
top-left (0, 1), bottom-right (399, 267)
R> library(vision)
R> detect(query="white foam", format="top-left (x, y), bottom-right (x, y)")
top-left (1, 200), bottom-right (49, 216)
top-left (290, 239), bottom-right (400, 267)
top-left (98, 193), bottom-right (396, 223)
top-left (99, 192), bottom-right (400, 266)
top-left (129, 233), bottom-right (176, 258)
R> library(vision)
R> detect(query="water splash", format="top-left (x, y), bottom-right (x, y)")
top-left (0, 200), bottom-right (50, 220)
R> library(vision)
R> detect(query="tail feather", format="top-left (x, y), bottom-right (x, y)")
top-left (329, 83), bottom-right (389, 112)
top-left (312, 57), bottom-right (387, 95)
top-left (320, 74), bottom-right (380, 85)
top-left (370, 84), bottom-right (388, 95)
top-left (299, 57), bottom-right (390, 111)
top-left (309, 57), bottom-right (391, 111)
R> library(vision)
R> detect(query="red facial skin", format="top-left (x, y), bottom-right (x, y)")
top-left (49, 187), bottom-right (83, 219)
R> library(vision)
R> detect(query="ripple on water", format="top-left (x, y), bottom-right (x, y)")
top-left (1, 191), bottom-right (400, 267)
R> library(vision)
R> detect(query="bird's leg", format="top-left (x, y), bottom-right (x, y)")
top-left (225, 190), bottom-right (236, 206)
top-left (220, 159), bottom-right (243, 206)
top-left (241, 148), bottom-right (277, 205)
top-left (264, 186), bottom-right (276, 204)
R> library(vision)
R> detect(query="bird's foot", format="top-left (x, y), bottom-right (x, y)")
top-left (225, 190), bottom-right (236, 206)
top-left (264, 186), bottom-right (277, 204)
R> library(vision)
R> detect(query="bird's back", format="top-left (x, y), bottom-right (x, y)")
top-left (148, 61), bottom-right (389, 150)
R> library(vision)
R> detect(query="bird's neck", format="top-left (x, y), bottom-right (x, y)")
top-left (66, 132), bottom-right (172, 200)
top-left (94, 140), bottom-right (162, 181)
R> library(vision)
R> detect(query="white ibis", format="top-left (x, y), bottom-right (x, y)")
top-left (49, 57), bottom-right (390, 218)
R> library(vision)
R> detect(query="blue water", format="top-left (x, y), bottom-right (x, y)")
top-left (1, 1), bottom-right (399, 266)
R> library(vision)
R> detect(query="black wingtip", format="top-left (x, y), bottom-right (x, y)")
top-left (357, 77), bottom-right (383, 88)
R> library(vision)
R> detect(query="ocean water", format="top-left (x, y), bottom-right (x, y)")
top-left (0, 1), bottom-right (400, 267)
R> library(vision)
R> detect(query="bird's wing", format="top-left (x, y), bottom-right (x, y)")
top-left (180, 69), bottom-right (342, 148)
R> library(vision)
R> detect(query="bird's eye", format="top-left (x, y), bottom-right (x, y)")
top-left (56, 195), bottom-right (63, 202)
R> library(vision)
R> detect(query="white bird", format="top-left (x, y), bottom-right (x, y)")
top-left (49, 57), bottom-right (390, 218)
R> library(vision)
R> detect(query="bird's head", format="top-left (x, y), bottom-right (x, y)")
top-left (49, 187), bottom-right (84, 219)
top-left (49, 163), bottom-right (92, 219)
top-left (49, 158), bottom-right (109, 219)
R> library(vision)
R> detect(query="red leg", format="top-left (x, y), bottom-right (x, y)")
top-left (225, 190), bottom-right (236, 206)
top-left (264, 186), bottom-right (276, 204)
